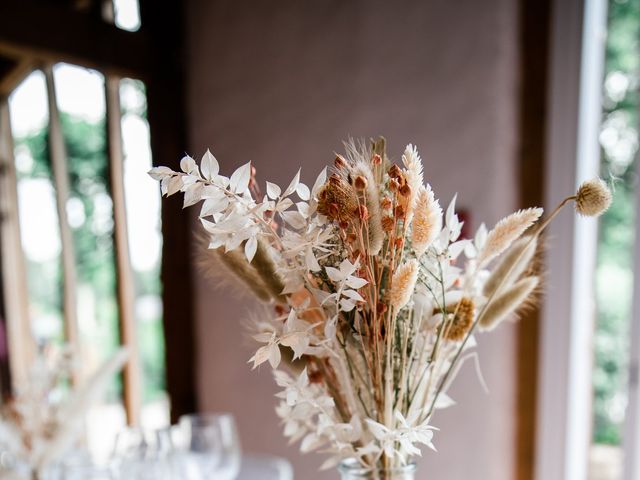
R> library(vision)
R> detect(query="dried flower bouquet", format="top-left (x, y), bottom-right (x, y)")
top-left (150, 138), bottom-right (611, 473)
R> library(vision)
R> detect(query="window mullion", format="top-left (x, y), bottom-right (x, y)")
top-left (43, 65), bottom-right (81, 370)
top-left (105, 74), bottom-right (142, 426)
top-left (0, 100), bottom-right (34, 387)
top-left (622, 145), bottom-right (640, 480)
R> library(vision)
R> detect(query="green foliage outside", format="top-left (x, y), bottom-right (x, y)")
top-left (593, 0), bottom-right (640, 445)
top-left (14, 80), bottom-right (165, 405)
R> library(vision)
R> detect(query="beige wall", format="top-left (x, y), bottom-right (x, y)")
top-left (185, 0), bottom-right (520, 478)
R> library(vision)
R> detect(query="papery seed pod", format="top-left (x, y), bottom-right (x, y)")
top-left (382, 217), bottom-right (395, 232)
top-left (354, 175), bottom-right (368, 191)
top-left (388, 164), bottom-right (402, 179)
top-left (334, 155), bottom-right (348, 170)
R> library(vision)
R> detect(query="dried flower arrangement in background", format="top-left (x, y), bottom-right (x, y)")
top-left (0, 347), bottom-right (128, 479)
top-left (151, 137), bottom-right (611, 473)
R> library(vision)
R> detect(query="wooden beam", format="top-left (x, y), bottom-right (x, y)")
top-left (105, 75), bottom-right (142, 426)
top-left (0, 1), bottom-right (152, 79)
top-left (515, 0), bottom-right (551, 478)
top-left (43, 65), bottom-right (81, 366)
top-left (139, 0), bottom-right (198, 421)
top-left (0, 58), bottom-right (34, 100)
top-left (0, 100), bottom-right (34, 387)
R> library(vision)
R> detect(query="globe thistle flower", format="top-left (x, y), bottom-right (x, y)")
top-left (575, 178), bottom-right (612, 217)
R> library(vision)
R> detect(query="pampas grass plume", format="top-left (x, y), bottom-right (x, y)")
top-left (412, 184), bottom-right (443, 257)
top-left (477, 208), bottom-right (543, 267)
top-left (390, 259), bottom-right (419, 311)
top-left (479, 276), bottom-right (539, 331)
top-left (401, 144), bottom-right (424, 224)
top-left (483, 235), bottom-right (538, 298)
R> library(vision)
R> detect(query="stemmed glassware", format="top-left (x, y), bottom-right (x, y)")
top-left (172, 413), bottom-right (241, 480)
top-left (112, 427), bottom-right (173, 480)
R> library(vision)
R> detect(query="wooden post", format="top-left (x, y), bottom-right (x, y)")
top-left (0, 99), bottom-right (33, 387)
top-left (105, 74), bottom-right (142, 426)
top-left (43, 65), bottom-right (81, 367)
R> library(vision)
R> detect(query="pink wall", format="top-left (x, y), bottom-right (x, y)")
top-left (185, 0), bottom-right (520, 478)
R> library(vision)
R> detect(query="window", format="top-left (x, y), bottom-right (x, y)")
top-left (0, 0), bottom-right (180, 458)
top-left (589, 1), bottom-right (640, 479)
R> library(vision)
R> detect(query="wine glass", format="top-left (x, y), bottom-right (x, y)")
top-left (112, 427), bottom-right (172, 479)
top-left (175, 413), bottom-right (241, 480)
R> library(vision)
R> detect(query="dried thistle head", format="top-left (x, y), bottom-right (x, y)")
top-left (443, 298), bottom-right (475, 341)
top-left (317, 175), bottom-right (359, 223)
top-left (575, 178), bottom-right (612, 217)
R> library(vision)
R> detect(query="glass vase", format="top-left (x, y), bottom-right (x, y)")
top-left (338, 459), bottom-right (417, 480)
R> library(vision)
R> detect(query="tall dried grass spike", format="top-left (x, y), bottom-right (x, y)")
top-left (390, 259), bottom-right (419, 311)
top-left (483, 235), bottom-right (538, 298)
top-left (479, 276), bottom-right (539, 331)
top-left (412, 184), bottom-right (443, 257)
top-left (477, 208), bottom-right (543, 267)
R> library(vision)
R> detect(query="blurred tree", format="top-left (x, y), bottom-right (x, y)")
top-left (593, 0), bottom-right (640, 445)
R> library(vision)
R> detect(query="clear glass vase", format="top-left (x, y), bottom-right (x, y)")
top-left (338, 459), bottom-right (417, 480)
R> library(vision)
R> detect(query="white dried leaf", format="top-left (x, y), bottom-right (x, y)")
top-left (230, 162), bottom-right (252, 193)
top-left (148, 166), bottom-right (174, 180)
top-left (296, 183), bottom-right (310, 200)
top-left (280, 211), bottom-right (306, 229)
top-left (200, 149), bottom-right (219, 181)
top-left (245, 236), bottom-right (258, 262)
top-left (180, 155), bottom-right (199, 175)
top-left (283, 170), bottom-right (301, 197)
top-left (266, 181), bottom-right (281, 199)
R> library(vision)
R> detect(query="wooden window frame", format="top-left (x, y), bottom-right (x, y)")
top-left (0, 0), bottom-right (196, 423)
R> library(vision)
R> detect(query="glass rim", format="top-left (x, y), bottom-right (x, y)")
top-left (179, 412), bottom-right (235, 425)
top-left (338, 458), bottom-right (417, 475)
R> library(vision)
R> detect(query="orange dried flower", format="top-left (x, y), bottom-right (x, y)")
top-left (382, 216), bottom-right (395, 232)
top-left (372, 153), bottom-right (382, 165)
top-left (317, 177), bottom-right (359, 223)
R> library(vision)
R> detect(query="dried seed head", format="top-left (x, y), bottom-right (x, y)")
top-left (381, 198), bottom-right (393, 210)
top-left (317, 178), bottom-right (359, 223)
top-left (382, 216), bottom-right (395, 232)
top-left (334, 155), bottom-right (348, 170)
top-left (372, 154), bottom-right (382, 165)
top-left (389, 179), bottom-right (400, 192)
top-left (443, 298), bottom-right (475, 341)
top-left (575, 178), bottom-right (612, 217)
top-left (354, 175), bottom-right (368, 191)
top-left (399, 184), bottom-right (412, 197)
top-left (388, 164), bottom-right (403, 179)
